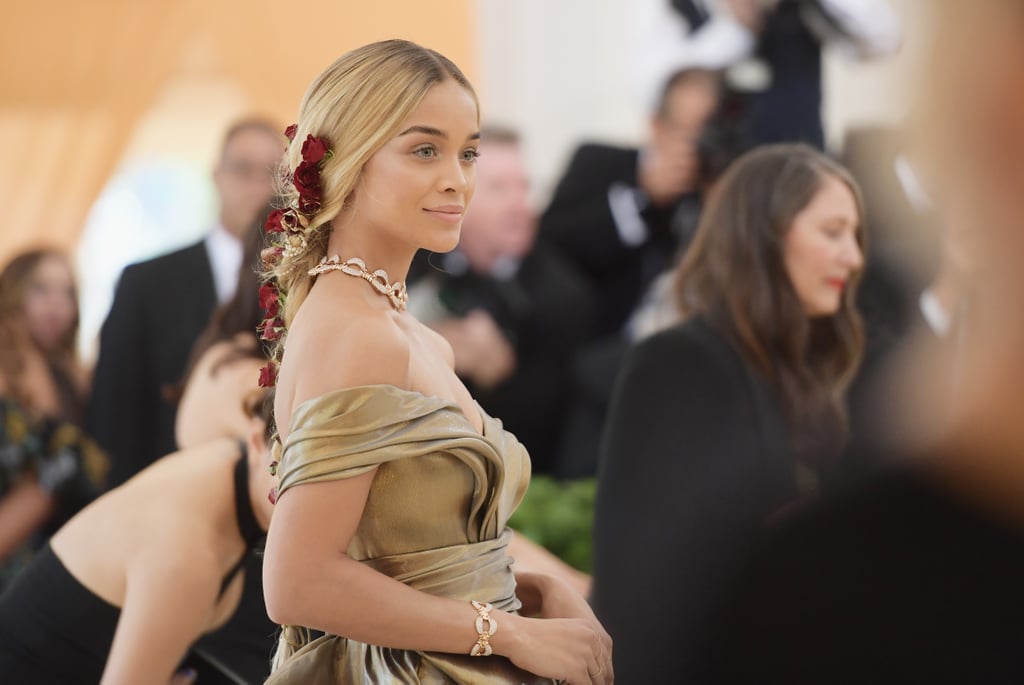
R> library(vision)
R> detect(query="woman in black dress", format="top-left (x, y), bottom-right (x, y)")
top-left (591, 143), bottom-right (866, 682)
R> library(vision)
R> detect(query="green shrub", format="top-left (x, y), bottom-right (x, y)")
top-left (508, 476), bottom-right (596, 573)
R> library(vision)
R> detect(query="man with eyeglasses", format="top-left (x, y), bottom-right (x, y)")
top-left (89, 119), bottom-right (285, 488)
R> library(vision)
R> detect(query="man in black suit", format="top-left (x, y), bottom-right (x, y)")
top-left (540, 68), bottom-right (719, 338)
top-left (539, 70), bottom-right (719, 475)
top-left (408, 128), bottom-right (594, 476)
top-left (88, 119), bottom-right (284, 487)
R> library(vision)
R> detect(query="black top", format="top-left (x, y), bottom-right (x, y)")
top-left (221, 447), bottom-right (265, 595)
top-left (87, 240), bottom-right (217, 487)
top-left (696, 461), bottom-right (1024, 684)
top-left (0, 451), bottom-right (266, 684)
top-left (590, 318), bottom-right (801, 682)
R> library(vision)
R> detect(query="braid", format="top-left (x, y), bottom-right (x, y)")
top-left (270, 624), bottom-right (312, 673)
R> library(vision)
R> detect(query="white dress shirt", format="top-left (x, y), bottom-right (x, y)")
top-left (204, 225), bottom-right (244, 304)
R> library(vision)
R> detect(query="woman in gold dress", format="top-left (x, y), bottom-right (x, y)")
top-left (260, 40), bottom-right (613, 684)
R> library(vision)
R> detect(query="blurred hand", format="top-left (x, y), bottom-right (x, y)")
top-left (639, 136), bottom-right (699, 207)
top-left (462, 311), bottom-right (516, 389)
top-left (439, 311), bottom-right (516, 390)
top-left (724, 0), bottom-right (778, 33)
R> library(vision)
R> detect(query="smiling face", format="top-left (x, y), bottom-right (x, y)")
top-left (783, 174), bottom-right (864, 318)
top-left (345, 79), bottom-right (480, 255)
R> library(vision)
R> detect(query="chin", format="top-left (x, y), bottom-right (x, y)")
top-left (421, 228), bottom-right (463, 254)
top-left (808, 303), bottom-right (842, 319)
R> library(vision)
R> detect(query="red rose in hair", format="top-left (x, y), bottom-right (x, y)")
top-left (299, 196), bottom-right (322, 215)
top-left (258, 363), bottom-right (277, 388)
top-left (284, 124), bottom-right (298, 142)
top-left (293, 161), bottom-right (322, 199)
top-left (259, 283), bottom-right (279, 317)
top-left (261, 316), bottom-right (285, 340)
top-left (264, 209), bottom-right (287, 234)
top-left (301, 134), bottom-right (330, 165)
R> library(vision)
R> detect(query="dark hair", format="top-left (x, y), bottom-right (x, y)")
top-left (674, 144), bottom-right (866, 464)
top-left (220, 117), bottom-right (284, 161)
top-left (654, 68), bottom-right (721, 119)
top-left (0, 249), bottom-right (81, 415)
top-left (177, 207), bottom-right (269, 394)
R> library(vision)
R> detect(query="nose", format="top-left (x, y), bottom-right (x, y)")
top-left (440, 156), bottom-right (470, 194)
top-left (842, 234), bottom-right (864, 271)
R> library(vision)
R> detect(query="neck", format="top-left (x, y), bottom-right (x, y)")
top-left (325, 219), bottom-right (416, 283)
top-left (248, 467), bottom-right (273, 533)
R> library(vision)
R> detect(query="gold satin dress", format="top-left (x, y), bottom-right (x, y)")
top-left (265, 384), bottom-right (557, 685)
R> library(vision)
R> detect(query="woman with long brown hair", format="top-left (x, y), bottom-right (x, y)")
top-left (0, 248), bottom-right (107, 589)
top-left (591, 143), bottom-right (866, 682)
top-left (694, 3), bottom-right (1024, 681)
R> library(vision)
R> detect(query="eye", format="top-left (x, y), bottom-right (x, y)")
top-left (413, 146), bottom-right (437, 159)
top-left (822, 224), bottom-right (845, 239)
top-left (460, 148), bottom-right (480, 163)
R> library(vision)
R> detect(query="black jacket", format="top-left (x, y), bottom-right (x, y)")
top-left (591, 318), bottom-right (798, 682)
top-left (87, 240), bottom-right (216, 487)
top-left (540, 144), bottom-right (700, 337)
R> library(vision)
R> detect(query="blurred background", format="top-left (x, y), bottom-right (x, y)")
top-left (1, 0), bottom-right (923, 362)
top-left (8, 1), bottom-right (1024, 681)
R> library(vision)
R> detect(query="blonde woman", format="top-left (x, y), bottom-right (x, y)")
top-left (260, 40), bottom-right (612, 684)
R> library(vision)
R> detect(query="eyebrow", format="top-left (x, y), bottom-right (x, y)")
top-left (398, 125), bottom-right (481, 141)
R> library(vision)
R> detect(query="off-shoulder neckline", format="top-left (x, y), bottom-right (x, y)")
top-left (285, 383), bottom-right (489, 440)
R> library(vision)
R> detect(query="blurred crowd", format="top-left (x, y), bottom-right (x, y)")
top-left (2, 0), bottom-right (1023, 682)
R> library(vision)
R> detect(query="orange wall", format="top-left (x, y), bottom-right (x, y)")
top-left (0, 0), bottom-right (477, 265)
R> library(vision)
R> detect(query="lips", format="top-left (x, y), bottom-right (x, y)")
top-left (424, 205), bottom-right (464, 215)
top-left (825, 278), bottom-right (847, 290)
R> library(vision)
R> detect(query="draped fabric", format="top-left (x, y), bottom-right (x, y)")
top-left (267, 385), bottom-right (554, 684)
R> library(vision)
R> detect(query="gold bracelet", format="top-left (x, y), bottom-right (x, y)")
top-left (469, 600), bottom-right (498, 656)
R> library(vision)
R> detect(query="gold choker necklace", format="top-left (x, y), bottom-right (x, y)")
top-left (308, 255), bottom-right (408, 311)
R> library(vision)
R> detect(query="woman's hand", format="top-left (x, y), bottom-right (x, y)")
top-left (497, 612), bottom-right (613, 684)
top-left (517, 571), bottom-right (610, 654)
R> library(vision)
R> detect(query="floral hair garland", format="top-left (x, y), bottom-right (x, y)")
top-left (257, 124), bottom-right (333, 389)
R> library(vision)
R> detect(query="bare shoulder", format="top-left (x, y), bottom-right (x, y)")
top-left (417, 319), bottom-right (456, 368)
top-left (282, 301), bottom-right (412, 412)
